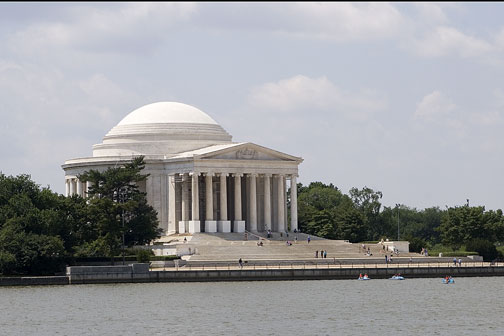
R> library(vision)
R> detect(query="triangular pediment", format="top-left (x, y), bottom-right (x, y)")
top-left (195, 143), bottom-right (302, 162)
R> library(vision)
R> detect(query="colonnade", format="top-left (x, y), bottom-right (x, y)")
top-left (65, 177), bottom-right (91, 197)
top-left (64, 171), bottom-right (299, 236)
top-left (168, 172), bottom-right (298, 235)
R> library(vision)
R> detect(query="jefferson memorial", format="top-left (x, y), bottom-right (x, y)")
top-left (62, 102), bottom-right (303, 236)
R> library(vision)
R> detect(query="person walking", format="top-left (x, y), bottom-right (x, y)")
top-left (238, 258), bottom-right (243, 268)
top-left (315, 250), bottom-right (318, 258)
top-left (307, 236), bottom-right (311, 244)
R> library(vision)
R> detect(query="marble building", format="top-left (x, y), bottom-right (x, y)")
top-left (62, 102), bottom-right (303, 235)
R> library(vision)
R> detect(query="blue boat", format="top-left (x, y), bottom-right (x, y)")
top-left (442, 278), bottom-right (455, 284)
top-left (390, 275), bottom-right (405, 280)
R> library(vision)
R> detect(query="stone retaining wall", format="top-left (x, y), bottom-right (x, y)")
top-left (0, 276), bottom-right (68, 286)
top-left (3, 265), bottom-right (504, 286)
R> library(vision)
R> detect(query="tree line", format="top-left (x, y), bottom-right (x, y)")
top-left (296, 182), bottom-right (504, 260)
top-left (2, 165), bottom-right (503, 275)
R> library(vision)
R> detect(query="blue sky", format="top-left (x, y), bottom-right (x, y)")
top-left (1, 2), bottom-right (504, 210)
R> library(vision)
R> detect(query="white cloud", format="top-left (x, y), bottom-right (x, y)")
top-left (198, 3), bottom-right (404, 42)
top-left (248, 75), bottom-right (386, 122)
top-left (283, 3), bottom-right (404, 41)
top-left (8, 3), bottom-right (197, 54)
top-left (414, 90), bottom-right (456, 121)
top-left (412, 3), bottom-right (450, 24)
top-left (411, 26), bottom-right (494, 58)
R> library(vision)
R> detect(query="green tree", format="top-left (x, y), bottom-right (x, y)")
top-left (349, 186), bottom-right (383, 240)
top-left (78, 156), bottom-right (161, 259)
top-left (466, 238), bottom-right (499, 261)
top-left (334, 207), bottom-right (366, 242)
top-left (305, 210), bottom-right (335, 239)
top-left (297, 182), bottom-right (345, 237)
top-left (439, 205), bottom-right (499, 250)
top-left (0, 173), bottom-right (73, 275)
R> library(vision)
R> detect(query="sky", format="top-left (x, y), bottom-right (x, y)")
top-left (1, 2), bottom-right (504, 211)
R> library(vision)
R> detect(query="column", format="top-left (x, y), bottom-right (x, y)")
top-left (86, 181), bottom-right (92, 197)
top-left (290, 175), bottom-right (298, 232)
top-left (249, 173), bottom-right (258, 232)
top-left (76, 179), bottom-right (82, 196)
top-left (277, 174), bottom-right (285, 232)
top-left (188, 172), bottom-right (200, 233)
top-left (205, 173), bottom-right (217, 232)
top-left (69, 178), bottom-right (76, 196)
top-left (264, 174), bottom-right (271, 232)
top-left (65, 179), bottom-right (70, 197)
top-left (218, 173), bottom-right (231, 232)
top-left (191, 172), bottom-right (199, 220)
top-left (168, 174), bottom-right (177, 235)
top-left (233, 173), bottom-right (245, 232)
top-left (179, 173), bottom-right (189, 234)
top-left (160, 175), bottom-right (167, 235)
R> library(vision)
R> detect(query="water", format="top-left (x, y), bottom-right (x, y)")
top-left (1, 277), bottom-right (503, 335)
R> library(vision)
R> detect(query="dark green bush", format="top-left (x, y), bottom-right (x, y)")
top-left (136, 249), bottom-right (153, 263)
top-left (405, 236), bottom-right (427, 253)
top-left (466, 239), bottom-right (499, 261)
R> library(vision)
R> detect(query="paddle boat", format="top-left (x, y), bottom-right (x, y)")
top-left (358, 274), bottom-right (371, 280)
top-left (390, 274), bottom-right (405, 280)
top-left (442, 276), bottom-right (455, 284)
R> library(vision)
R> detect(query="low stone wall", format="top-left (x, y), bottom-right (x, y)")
top-left (151, 266), bottom-right (504, 282)
top-left (0, 276), bottom-right (68, 286)
top-left (66, 264), bottom-right (150, 284)
top-left (67, 265), bottom-right (504, 284)
top-left (3, 265), bottom-right (504, 286)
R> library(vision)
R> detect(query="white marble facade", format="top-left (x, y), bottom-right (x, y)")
top-left (62, 102), bottom-right (303, 235)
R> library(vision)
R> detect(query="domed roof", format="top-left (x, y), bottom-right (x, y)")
top-left (92, 101), bottom-right (233, 158)
top-left (117, 102), bottom-right (219, 126)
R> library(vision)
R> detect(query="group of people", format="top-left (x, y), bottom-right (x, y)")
top-left (453, 257), bottom-right (462, 267)
top-left (420, 247), bottom-right (429, 256)
top-left (362, 246), bottom-right (372, 256)
top-left (385, 254), bottom-right (394, 263)
top-left (315, 250), bottom-right (327, 258)
top-left (444, 275), bottom-right (454, 283)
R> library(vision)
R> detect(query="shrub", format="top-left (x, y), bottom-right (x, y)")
top-left (405, 236), bottom-right (426, 253)
top-left (466, 239), bottom-right (499, 261)
top-left (136, 249), bottom-right (153, 263)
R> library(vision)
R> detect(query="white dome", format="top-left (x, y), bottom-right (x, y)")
top-left (118, 102), bottom-right (218, 126)
top-left (92, 102), bottom-right (233, 158)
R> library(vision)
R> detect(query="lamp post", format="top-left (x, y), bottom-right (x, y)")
top-left (396, 203), bottom-right (400, 241)
top-left (118, 187), bottom-right (128, 266)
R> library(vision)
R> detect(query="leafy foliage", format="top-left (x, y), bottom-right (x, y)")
top-left (465, 238), bottom-right (499, 261)
top-left (295, 182), bottom-right (504, 253)
top-left (0, 157), bottom-right (160, 275)
top-left (78, 156), bottom-right (161, 259)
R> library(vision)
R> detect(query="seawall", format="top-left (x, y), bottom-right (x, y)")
top-left (2, 264), bottom-right (504, 286)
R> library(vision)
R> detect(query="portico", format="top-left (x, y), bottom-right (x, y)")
top-left (62, 102), bottom-right (303, 236)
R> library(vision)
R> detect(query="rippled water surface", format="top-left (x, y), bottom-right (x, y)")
top-left (1, 277), bottom-right (503, 335)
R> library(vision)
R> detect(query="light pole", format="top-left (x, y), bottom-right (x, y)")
top-left (396, 203), bottom-right (400, 241)
top-left (118, 187), bottom-right (128, 266)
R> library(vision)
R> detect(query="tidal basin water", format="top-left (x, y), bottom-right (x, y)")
top-left (1, 277), bottom-right (503, 335)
